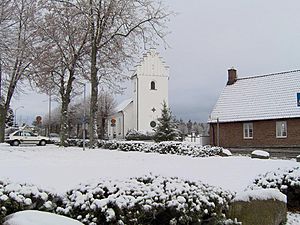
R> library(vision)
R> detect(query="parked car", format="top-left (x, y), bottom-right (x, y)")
top-left (49, 133), bottom-right (60, 144)
top-left (5, 130), bottom-right (50, 146)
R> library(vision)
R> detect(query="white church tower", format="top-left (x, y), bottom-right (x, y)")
top-left (107, 49), bottom-right (169, 139)
top-left (132, 49), bottom-right (169, 132)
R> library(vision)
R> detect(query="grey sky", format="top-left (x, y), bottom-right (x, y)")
top-left (12, 0), bottom-right (300, 123)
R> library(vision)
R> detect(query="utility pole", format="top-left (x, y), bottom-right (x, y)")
top-left (14, 106), bottom-right (24, 127)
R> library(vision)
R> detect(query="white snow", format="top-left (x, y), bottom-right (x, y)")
top-left (251, 150), bottom-right (270, 158)
top-left (233, 188), bottom-right (287, 203)
top-left (3, 210), bottom-right (83, 225)
top-left (1, 144), bottom-right (300, 224)
top-left (287, 212), bottom-right (300, 225)
top-left (0, 144), bottom-right (297, 194)
top-left (222, 149), bottom-right (232, 156)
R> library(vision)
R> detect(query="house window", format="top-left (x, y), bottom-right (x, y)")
top-left (276, 121), bottom-right (287, 138)
top-left (150, 81), bottom-right (156, 90)
top-left (243, 123), bottom-right (253, 139)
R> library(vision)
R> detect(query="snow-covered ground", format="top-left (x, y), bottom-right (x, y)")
top-left (0, 143), bottom-right (298, 194)
top-left (4, 210), bottom-right (84, 225)
top-left (1, 143), bottom-right (299, 224)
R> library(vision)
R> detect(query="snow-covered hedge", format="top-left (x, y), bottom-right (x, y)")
top-left (57, 175), bottom-right (237, 225)
top-left (0, 181), bottom-right (59, 223)
top-left (248, 167), bottom-right (300, 209)
top-left (0, 176), bottom-right (239, 225)
top-left (125, 129), bottom-right (154, 141)
top-left (98, 140), bottom-right (228, 158)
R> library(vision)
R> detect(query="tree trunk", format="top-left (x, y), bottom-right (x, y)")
top-left (0, 56), bottom-right (4, 142)
top-left (89, 44), bottom-right (98, 148)
top-left (59, 67), bottom-right (75, 147)
top-left (60, 99), bottom-right (69, 147)
top-left (0, 105), bottom-right (6, 142)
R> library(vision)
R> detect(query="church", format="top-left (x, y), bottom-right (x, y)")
top-left (107, 49), bottom-right (169, 139)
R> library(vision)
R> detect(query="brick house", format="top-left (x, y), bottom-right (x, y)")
top-left (208, 69), bottom-right (300, 148)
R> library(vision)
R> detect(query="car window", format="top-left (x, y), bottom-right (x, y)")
top-left (13, 131), bottom-right (21, 136)
top-left (23, 131), bottom-right (35, 137)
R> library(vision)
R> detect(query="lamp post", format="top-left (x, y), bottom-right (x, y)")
top-left (83, 83), bottom-right (86, 151)
top-left (48, 90), bottom-right (51, 137)
top-left (14, 106), bottom-right (24, 127)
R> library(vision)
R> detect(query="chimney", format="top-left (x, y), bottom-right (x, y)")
top-left (227, 68), bottom-right (237, 85)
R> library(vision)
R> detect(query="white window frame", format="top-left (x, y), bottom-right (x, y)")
top-left (243, 123), bottom-right (253, 139)
top-left (276, 121), bottom-right (287, 138)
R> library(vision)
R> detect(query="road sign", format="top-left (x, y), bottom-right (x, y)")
top-left (297, 93), bottom-right (300, 107)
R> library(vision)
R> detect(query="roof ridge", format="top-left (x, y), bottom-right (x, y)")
top-left (238, 69), bottom-right (300, 81)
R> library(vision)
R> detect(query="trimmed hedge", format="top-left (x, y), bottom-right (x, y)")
top-left (125, 129), bottom-right (154, 141)
top-left (98, 141), bottom-right (227, 158)
top-left (0, 177), bottom-right (239, 225)
top-left (248, 167), bottom-right (300, 210)
top-left (0, 181), bottom-right (60, 223)
top-left (63, 140), bottom-right (231, 159)
top-left (57, 175), bottom-right (237, 225)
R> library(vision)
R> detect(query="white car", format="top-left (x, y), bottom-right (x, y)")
top-left (5, 130), bottom-right (50, 146)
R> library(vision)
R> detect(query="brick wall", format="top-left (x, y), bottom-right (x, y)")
top-left (210, 118), bottom-right (300, 148)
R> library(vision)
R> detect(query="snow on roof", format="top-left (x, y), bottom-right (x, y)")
top-left (114, 98), bottom-right (133, 113)
top-left (209, 70), bottom-right (300, 123)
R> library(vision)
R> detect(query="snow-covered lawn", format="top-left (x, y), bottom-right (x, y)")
top-left (1, 143), bottom-right (300, 224)
top-left (0, 143), bottom-right (298, 194)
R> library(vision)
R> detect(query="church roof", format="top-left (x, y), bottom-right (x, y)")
top-left (208, 69), bottom-right (300, 123)
top-left (114, 98), bottom-right (133, 113)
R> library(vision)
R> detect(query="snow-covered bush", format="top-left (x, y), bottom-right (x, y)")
top-left (98, 140), bottom-right (228, 158)
top-left (0, 180), bottom-right (60, 223)
top-left (57, 175), bottom-right (237, 225)
top-left (149, 142), bottom-right (224, 157)
top-left (248, 167), bottom-right (300, 209)
top-left (125, 129), bottom-right (154, 141)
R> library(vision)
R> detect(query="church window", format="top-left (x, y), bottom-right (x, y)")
top-left (150, 81), bottom-right (156, 90)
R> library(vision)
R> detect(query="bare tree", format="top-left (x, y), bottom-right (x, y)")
top-left (30, 0), bottom-right (89, 146)
top-left (0, 0), bottom-right (40, 142)
top-left (80, 0), bottom-right (171, 147)
top-left (97, 91), bottom-right (116, 139)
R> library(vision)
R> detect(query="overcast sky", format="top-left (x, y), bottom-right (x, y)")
top-left (11, 0), bottom-right (300, 124)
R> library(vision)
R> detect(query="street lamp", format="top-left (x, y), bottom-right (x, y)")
top-left (14, 106), bottom-right (24, 127)
top-left (82, 83), bottom-right (87, 151)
